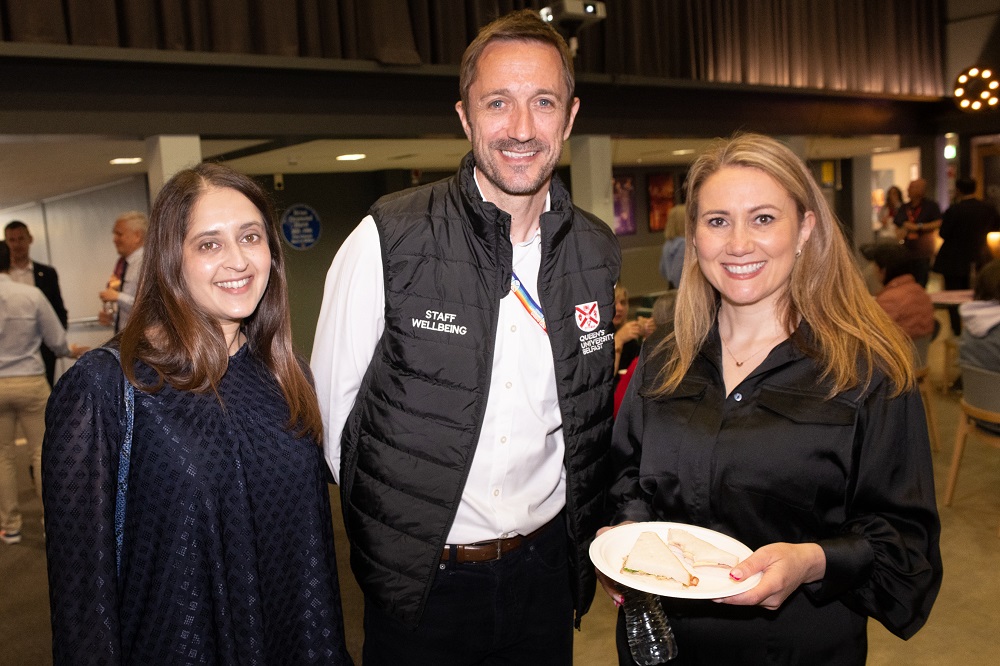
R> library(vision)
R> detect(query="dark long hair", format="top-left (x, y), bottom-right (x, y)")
top-left (118, 162), bottom-right (322, 440)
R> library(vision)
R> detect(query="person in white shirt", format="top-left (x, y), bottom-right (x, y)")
top-left (0, 242), bottom-right (84, 545)
top-left (311, 10), bottom-right (620, 664)
top-left (98, 210), bottom-right (147, 333)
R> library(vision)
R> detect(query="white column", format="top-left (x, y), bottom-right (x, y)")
top-left (569, 135), bottom-right (614, 227)
top-left (778, 135), bottom-right (809, 159)
top-left (145, 135), bottom-right (202, 200)
top-left (852, 155), bottom-right (875, 246)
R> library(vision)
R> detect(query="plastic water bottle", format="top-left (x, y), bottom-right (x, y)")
top-left (623, 588), bottom-right (678, 664)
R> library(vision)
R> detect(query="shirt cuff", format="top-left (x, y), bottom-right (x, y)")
top-left (806, 533), bottom-right (874, 602)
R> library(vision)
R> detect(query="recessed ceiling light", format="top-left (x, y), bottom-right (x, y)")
top-left (336, 153), bottom-right (366, 161)
top-left (671, 149), bottom-right (695, 156)
top-left (110, 157), bottom-right (142, 165)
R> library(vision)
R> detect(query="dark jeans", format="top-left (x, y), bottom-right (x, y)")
top-left (943, 273), bottom-right (970, 335)
top-left (913, 257), bottom-right (931, 288)
top-left (362, 516), bottom-right (573, 665)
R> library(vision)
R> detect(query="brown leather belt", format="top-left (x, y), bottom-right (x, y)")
top-left (441, 517), bottom-right (557, 563)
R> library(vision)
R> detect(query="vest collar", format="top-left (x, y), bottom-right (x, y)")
top-left (457, 152), bottom-right (576, 244)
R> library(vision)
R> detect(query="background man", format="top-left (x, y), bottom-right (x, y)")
top-left (3, 221), bottom-right (67, 386)
top-left (894, 178), bottom-right (942, 287)
top-left (312, 10), bottom-right (620, 663)
top-left (934, 176), bottom-right (1000, 334)
top-left (0, 242), bottom-right (83, 545)
top-left (98, 210), bottom-right (147, 333)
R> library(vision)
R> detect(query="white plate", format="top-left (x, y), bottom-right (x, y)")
top-left (590, 521), bottom-right (762, 599)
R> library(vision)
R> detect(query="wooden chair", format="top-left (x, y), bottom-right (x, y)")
top-left (912, 335), bottom-right (939, 452)
top-left (943, 365), bottom-right (1000, 537)
top-left (940, 337), bottom-right (961, 392)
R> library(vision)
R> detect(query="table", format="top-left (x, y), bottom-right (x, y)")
top-left (929, 289), bottom-right (973, 307)
top-left (927, 290), bottom-right (973, 391)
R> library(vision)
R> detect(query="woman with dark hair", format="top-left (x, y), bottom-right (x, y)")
top-left (877, 185), bottom-right (904, 241)
top-left (872, 242), bottom-right (936, 340)
top-left (600, 134), bottom-right (941, 664)
top-left (43, 163), bottom-right (352, 664)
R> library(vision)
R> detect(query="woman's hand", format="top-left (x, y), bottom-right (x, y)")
top-left (615, 320), bottom-right (643, 349)
top-left (716, 542), bottom-right (826, 610)
top-left (594, 522), bottom-right (635, 606)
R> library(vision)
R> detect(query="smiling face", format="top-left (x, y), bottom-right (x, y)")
top-left (693, 166), bottom-right (814, 315)
top-left (181, 186), bottom-right (271, 340)
top-left (455, 39), bottom-right (579, 204)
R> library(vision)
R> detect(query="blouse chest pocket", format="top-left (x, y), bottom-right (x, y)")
top-left (642, 376), bottom-right (708, 417)
top-left (638, 377), bottom-right (709, 481)
top-left (723, 386), bottom-right (858, 513)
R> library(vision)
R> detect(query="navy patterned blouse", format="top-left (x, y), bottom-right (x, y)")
top-left (43, 346), bottom-right (352, 665)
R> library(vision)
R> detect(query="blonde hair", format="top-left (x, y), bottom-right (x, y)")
top-left (653, 133), bottom-right (915, 398)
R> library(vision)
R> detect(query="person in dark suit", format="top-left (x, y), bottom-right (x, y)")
top-left (933, 176), bottom-right (1000, 334)
top-left (4, 221), bottom-right (68, 386)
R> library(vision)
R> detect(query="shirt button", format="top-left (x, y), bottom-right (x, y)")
top-left (493, 489), bottom-right (500, 497)
top-left (734, 392), bottom-right (743, 401)
top-left (505, 381), bottom-right (513, 389)
top-left (511, 325), bottom-right (517, 332)
top-left (500, 436), bottom-right (507, 444)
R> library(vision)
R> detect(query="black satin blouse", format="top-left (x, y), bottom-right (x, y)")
top-left (610, 323), bottom-right (942, 665)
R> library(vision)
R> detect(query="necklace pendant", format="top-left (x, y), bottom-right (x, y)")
top-left (735, 360), bottom-right (744, 367)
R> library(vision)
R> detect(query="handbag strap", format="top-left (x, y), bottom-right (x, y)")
top-left (101, 347), bottom-right (134, 577)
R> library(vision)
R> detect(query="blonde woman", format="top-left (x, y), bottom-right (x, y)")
top-left (602, 134), bottom-right (941, 664)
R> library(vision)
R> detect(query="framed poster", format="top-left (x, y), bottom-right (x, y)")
top-left (613, 175), bottom-right (636, 236)
top-left (648, 173), bottom-right (675, 233)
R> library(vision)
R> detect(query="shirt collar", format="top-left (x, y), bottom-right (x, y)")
top-left (125, 245), bottom-right (144, 262)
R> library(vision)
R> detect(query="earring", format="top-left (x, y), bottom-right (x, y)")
top-left (795, 249), bottom-right (802, 258)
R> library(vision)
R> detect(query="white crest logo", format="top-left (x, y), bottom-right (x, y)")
top-left (575, 301), bottom-right (600, 332)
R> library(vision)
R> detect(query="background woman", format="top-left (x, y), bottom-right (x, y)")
top-left (603, 134), bottom-right (941, 664)
top-left (878, 185), bottom-right (904, 241)
top-left (872, 242), bottom-right (936, 341)
top-left (613, 285), bottom-right (655, 382)
top-left (43, 163), bottom-right (351, 664)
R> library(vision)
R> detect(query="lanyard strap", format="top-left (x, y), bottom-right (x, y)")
top-left (511, 270), bottom-right (546, 333)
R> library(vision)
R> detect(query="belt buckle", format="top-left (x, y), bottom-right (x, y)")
top-left (494, 539), bottom-right (503, 560)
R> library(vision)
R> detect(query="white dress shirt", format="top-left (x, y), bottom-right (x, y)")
top-left (312, 175), bottom-right (565, 544)
top-left (116, 245), bottom-right (144, 330)
top-left (8, 261), bottom-right (34, 286)
top-left (0, 274), bottom-right (70, 377)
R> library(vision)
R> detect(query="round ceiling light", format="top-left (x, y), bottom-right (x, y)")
top-left (954, 65), bottom-right (998, 111)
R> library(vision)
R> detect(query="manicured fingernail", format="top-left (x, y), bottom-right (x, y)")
top-left (614, 595), bottom-right (623, 607)
top-left (729, 570), bottom-right (743, 581)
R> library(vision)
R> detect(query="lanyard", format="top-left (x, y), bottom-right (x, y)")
top-left (511, 270), bottom-right (546, 333)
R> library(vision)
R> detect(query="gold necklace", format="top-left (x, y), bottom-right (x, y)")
top-left (722, 333), bottom-right (784, 368)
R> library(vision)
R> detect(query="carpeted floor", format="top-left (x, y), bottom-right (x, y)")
top-left (3, 315), bottom-right (997, 664)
